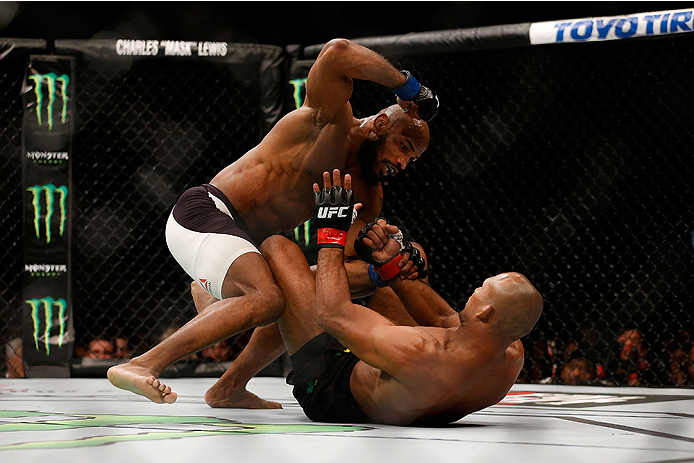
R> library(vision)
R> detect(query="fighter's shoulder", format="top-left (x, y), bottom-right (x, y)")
top-left (273, 103), bottom-right (353, 132)
top-left (275, 106), bottom-right (320, 128)
top-left (505, 340), bottom-right (525, 366)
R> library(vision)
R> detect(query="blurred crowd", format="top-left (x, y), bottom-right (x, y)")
top-left (518, 328), bottom-right (694, 387)
top-left (5, 326), bottom-right (253, 378)
top-left (6, 327), bottom-right (694, 387)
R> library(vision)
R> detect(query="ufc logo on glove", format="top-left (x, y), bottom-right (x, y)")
top-left (317, 206), bottom-right (350, 219)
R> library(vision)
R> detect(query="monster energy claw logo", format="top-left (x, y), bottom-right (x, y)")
top-left (26, 184), bottom-right (68, 244)
top-left (289, 77), bottom-right (307, 109)
top-left (24, 297), bottom-right (68, 355)
top-left (28, 72), bottom-right (69, 131)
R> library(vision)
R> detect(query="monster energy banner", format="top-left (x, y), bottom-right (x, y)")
top-left (21, 55), bottom-right (75, 377)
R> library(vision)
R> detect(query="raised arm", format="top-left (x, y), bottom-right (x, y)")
top-left (312, 170), bottom-right (430, 377)
top-left (304, 39), bottom-right (408, 125)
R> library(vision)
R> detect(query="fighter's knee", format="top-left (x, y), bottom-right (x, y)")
top-left (260, 234), bottom-right (293, 255)
top-left (255, 284), bottom-right (285, 325)
top-left (260, 235), bottom-right (305, 268)
top-left (266, 284), bottom-right (285, 312)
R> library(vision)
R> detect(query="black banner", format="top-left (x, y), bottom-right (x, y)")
top-left (21, 55), bottom-right (75, 377)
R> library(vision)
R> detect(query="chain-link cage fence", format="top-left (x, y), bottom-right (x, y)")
top-left (2, 29), bottom-right (693, 387)
top-left (343, 34), bottom-right (694, 387)
top-left (1, 42), bottom-right (287, 377)
top-left (0, 46), bottom-right (32, 378)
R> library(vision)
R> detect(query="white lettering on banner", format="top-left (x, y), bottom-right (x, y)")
top-left (529, 9), bottom-right (694, 44)
top-left (25, 264), bottom-right (68, 274)
top-left (198, 42), bottom-right (228, 56)
top-left (115, 39), bottom-right (159, 56)
top-left (26, 151), bottom-right (69, 161)
top-left (162, 40), bottom-right (196, 56)
top-left (114, 40), bottom-right (229, 57)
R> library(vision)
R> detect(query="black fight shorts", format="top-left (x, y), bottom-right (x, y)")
top-left (287, 332), bottom-right (368, 423)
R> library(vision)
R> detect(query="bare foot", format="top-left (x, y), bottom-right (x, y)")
top-left (205, 386), bottom-right (282, 409)
top-left (191, 280), bottom-right (219, 313)
top-left (107, 363), bottom-right (178, 404)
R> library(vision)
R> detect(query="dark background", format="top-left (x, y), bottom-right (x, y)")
top-left (0, 1), bottom-right (688, 45)
top-left (2, 2), bottom-right (692, 386)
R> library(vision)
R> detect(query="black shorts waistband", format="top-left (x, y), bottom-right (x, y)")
top-left (202, 184), bottom-right (251, 234)
top-left (172, 183), bottom-right (258, 247)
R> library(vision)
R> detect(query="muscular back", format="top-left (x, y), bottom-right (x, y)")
top-left (350, 329), bottom-right (525, 426)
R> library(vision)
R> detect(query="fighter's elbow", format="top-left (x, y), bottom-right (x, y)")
top-left (317, 38), bottom-right (357, 65)
top-left (316, 312), bottom-right (336, 334)
top-left (315, 300), bottom-right (349, 333)
top-left (322, 38), bottom-right (353, 55)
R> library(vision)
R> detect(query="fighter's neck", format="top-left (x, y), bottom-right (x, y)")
top-left (453, 322), bottom-right (514, 354)
top-left (343, 117), bottom-right (372, 173)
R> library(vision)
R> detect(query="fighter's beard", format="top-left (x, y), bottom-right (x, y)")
top-left (358, 137), bottom-right (382, 186)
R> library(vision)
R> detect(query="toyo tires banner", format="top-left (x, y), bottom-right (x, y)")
top-left (21, 55), bottom-right (75, 377)
top-left (530, 8), bottom-right (694, 44)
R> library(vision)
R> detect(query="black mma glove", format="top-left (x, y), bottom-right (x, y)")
top-left (403, 241), bottom-right (428, 280)
top-left (354, 219), bottom-right (404, 266)
top-left (314, 183), bottom-right (356, 249)
top-left (392, 70), bottom-right (439, 122)
top-left (354, 219), bottom-right (428, 286)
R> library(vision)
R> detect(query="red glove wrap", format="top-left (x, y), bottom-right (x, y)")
top-left (374, 254), bottom-right (403, 281)
top-left (317, 228), bottom-right (347, 248)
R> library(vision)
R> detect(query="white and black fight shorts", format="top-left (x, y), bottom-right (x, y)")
top-left (165, 183), bottom-right (260, 300)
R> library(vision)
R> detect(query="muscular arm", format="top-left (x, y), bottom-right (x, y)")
top-left (309, 258), bottom-right (376, 299)
top-left (315, 248), bottom-right (426, 377)
top-left (389, 278), bottom-right (461, 328)
top-left (305, 38), bottom-right (407, 125)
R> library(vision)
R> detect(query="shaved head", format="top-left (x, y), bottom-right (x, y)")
top-left (464, 272), bottom-right (543, 342)
top-left (381, 104), bottom-right (430, 153)
top-left (489, 273), bottom-right (543, 340)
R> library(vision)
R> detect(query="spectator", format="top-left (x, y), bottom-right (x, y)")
top-left (200, 340), bottom-right (234, 362)
top-left (521, 339), bottom-right (554, 383)
top-left (86, 339), bottom-right (115, 359)
top-left (669, 346), bottom-right (691, 387)
top-left (598, 329), bottom-right (649, 386)
top-left (560, 357), bottom-right (597, 385)
top-left (73, 343), bottom-right (87, 358)
top-left (5, 338), bottom-right (24, 378)
top-left (114, 337), bottom-right (133, 359)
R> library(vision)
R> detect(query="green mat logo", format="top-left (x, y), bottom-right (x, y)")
top-left (26, 184), bottom-right (68, 244)
top-left (28, 72), bottom-right (70, 131)
top-left (24, 297), bottom-right (67, 355)
top-left (0, 410), bottom-right (369, 450)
